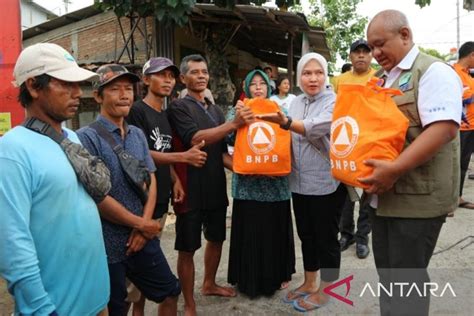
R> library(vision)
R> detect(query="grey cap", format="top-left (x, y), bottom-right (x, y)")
top-left (143, 57), bottom-right (179, 77)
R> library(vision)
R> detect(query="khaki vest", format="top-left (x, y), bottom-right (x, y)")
top-left (377, 52), bottom-right (460, 218)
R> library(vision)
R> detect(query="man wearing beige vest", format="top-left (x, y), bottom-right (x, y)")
top-left (361, 10), bottom-right (462, 316)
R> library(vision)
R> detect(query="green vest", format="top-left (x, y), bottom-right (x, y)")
top-left (377, 52), bottom-right (460, 218)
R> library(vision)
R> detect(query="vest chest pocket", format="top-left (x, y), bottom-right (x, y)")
top-left (393, 90), bottom-right (420, 127)
top-left (394, 160), bottom-right (434, 195)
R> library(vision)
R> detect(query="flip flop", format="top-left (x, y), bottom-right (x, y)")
top-left (458, 201), bottom-right (474, 209)
top-left (282, 290), bottom-right (310, 304)
top-left (292, 294), bottom-right (327, 312)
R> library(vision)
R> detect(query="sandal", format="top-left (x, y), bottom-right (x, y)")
top-left (282, 290), bottom-right (310, 304)
top-left (292, 294), bottom-right (328, 312)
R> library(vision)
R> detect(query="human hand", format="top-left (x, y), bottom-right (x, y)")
top-left (138, 218), bottom-right (162, 237)
top-left (186, 140), bottom-right (207, 167)
top-left (233, 102), bottom-right (255, 127)
top-left (235, 100), bottom-right (245, 109)
top-left (358, 159), bottom-right (402, 194)
top-left (172, 178), bottom-right (185, 203)
top-left (126, 229), bottom-right (147, 255)
top-left (256, 111), bottom-right (287, 125)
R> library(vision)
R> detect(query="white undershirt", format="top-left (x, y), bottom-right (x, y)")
top-left (270, 94), bottom-right (297, 111)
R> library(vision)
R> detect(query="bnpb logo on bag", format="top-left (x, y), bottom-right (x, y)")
top-left (330, 116), bottom-right (359, 172)
top-left (247, 122), bottom-right (276, 156)
top-left (331, 116), bottom-right (359, 158)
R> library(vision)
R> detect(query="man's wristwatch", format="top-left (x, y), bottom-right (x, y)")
top-left (280, 116), bottom-right (293, 130)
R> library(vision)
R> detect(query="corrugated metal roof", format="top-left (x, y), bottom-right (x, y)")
top-left (191, 4), bottom-right (330, 65)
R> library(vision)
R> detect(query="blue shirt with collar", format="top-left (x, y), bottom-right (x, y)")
top-left (77, 115), bottom-right (156, 263)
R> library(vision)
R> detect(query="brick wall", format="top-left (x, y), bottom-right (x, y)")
top-left (24, 12), bottom-right (154, 66)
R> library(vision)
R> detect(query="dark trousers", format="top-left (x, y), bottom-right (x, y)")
top-left (460, 130), bottom-right (474, 196)
top-left (339, 195), bottom-right (371, 245)
top-left (369, 208), bottom-right (446, 316)
top-left (108, 239), bottom-right (181, 315)
top-left (292, 185), bottom-right (346, 282)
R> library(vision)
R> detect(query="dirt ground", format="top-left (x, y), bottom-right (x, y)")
top-left (2, 173), bottom-right (474, 315)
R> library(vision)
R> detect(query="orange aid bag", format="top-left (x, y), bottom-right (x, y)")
top-left (330, 79), bottom-right (409, 188)
top-left (233, 98), bottom-right (291, 176)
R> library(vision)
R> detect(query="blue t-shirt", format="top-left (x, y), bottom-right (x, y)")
top-left (0, 126), bottom-right (110, 315)
top-left (77, 115), bottom-right (156, 263)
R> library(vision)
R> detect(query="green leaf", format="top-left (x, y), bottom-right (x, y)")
top-left (156, 8), bottom-right (166, 20)
top-left (415, 0), bottom-right (431, 8)
top-left (167, 0), bottom-right (178, 8)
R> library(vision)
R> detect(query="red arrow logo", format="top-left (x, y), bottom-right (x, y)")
top-left (323, 275), bottom-right (354, 306)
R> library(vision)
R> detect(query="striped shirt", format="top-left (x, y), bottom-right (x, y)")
top-left (288, 90), bottom-right (339, 195)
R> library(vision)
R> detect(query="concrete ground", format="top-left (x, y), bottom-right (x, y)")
top-left (139, 189), bottom-right (474, 315)
top-left (2, 174), bottom-right (474, 315)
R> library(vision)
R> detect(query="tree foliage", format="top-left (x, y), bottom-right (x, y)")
top-left (292, 0), bottom-right (367, 70)
top-left (95, 0), bottom-right (196, 26)
top-left (419, 47), bottom-right (449, 61)
top-left (415, 0), bottom-right (431, 8)
top-left (95, 1), bottom-right (300, 26)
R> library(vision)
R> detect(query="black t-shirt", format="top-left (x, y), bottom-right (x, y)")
top-left (167, 96), bottom-right (228, 211)
top-left (126, 100), bottom-right (172, 217)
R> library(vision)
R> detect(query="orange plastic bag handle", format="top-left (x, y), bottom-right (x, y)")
top-left (366, 77), bottom-right (403, 96)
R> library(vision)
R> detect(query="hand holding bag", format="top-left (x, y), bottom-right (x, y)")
top-left (233, 98), bottom-right (291, 176)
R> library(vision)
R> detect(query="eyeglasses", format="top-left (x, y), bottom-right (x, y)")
top-left (249, 81), bottom-right (267, 88)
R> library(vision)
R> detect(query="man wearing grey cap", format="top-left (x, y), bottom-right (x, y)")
top-left (332, 38), bottom-right (375, 259)
top-left (127, 57), bottom-right (207, 222)
top-left (77, 64), bottom-right (181, 315)
top-left (0, 43), bottom-right (110, 315)
top-left (126, 57), bottom-right (207, 313)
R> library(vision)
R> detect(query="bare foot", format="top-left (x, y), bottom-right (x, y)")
top-left (201, 285), bottom-right (236, 297)
top-left (279, 281), bottom-right (290, 290)
top-left (184, 304), bottom-right (196, 316)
